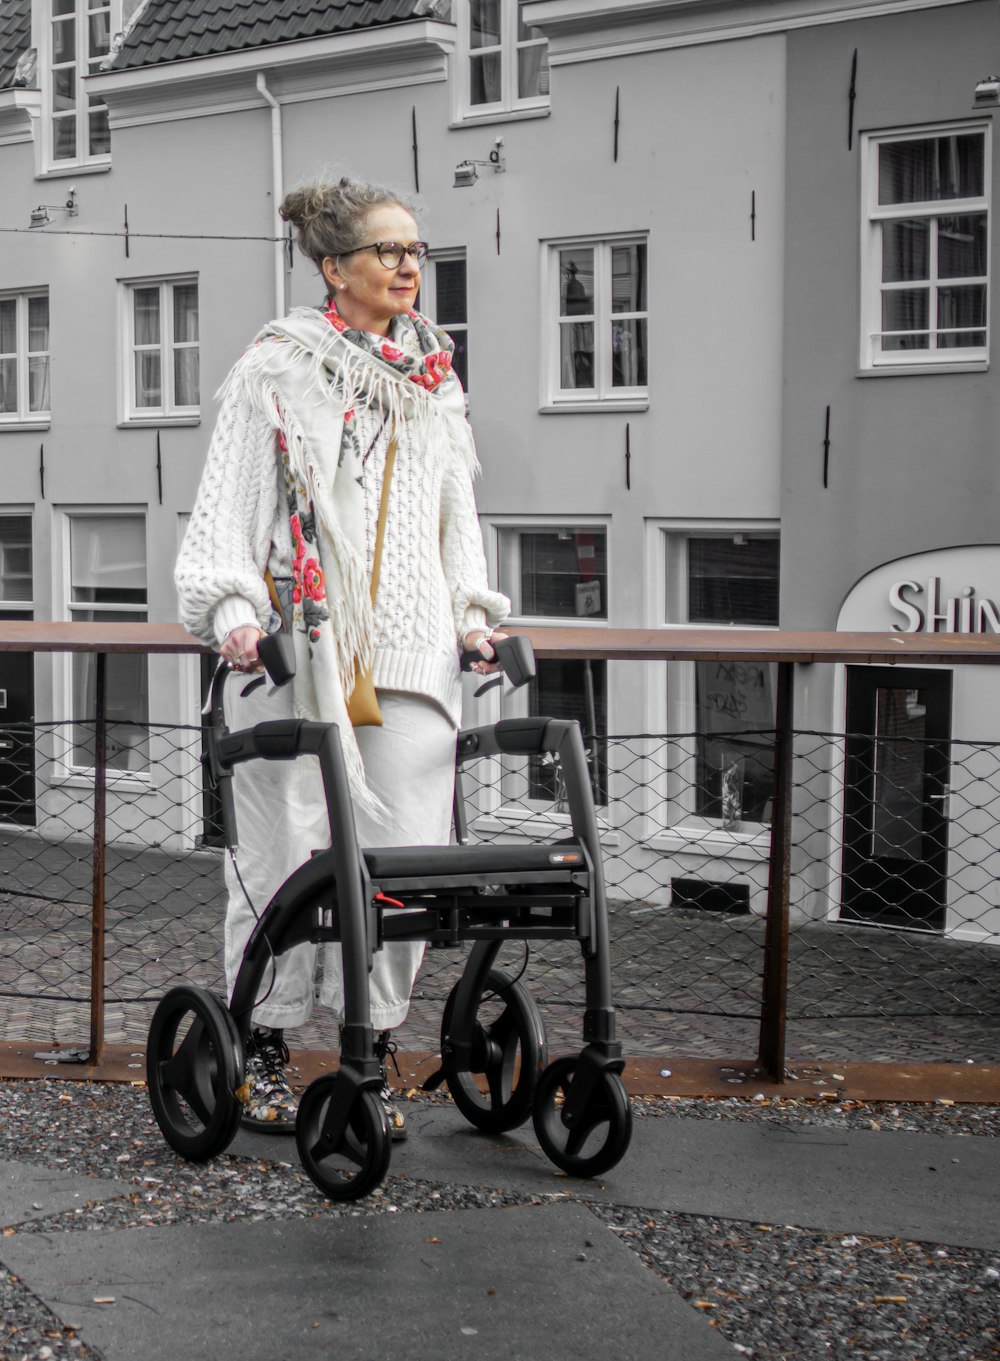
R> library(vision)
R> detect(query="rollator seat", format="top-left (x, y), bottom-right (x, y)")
top-left (363, 840), bottom-right (587, 887)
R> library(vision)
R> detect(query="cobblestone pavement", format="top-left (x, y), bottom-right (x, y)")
top-left (2, 880), bottom-right (997, 1063)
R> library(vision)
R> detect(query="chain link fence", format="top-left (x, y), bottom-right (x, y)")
top-left (1, 689), bottom-right (997, 1066)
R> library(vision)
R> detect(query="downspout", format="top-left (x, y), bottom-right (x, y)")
top-left (256, 72), bottom-right (285, 316)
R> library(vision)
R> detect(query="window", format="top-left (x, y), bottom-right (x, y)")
top-left (497, 523), bottom-right (608, 805)
top-left (498, 525), bottom-right (607, 620)
top-left (862, 124), bottom-right (990, 368)
top-left (67, 513), bottom-right (148, 772)
top-left (0, 516), bottom-right (32, 607)
top-left (546, 237), bottom-right (648, 406)
top-left (123, 277), bottom-right (199, 420)
top-left (663, 529), bottom-right (780, 827)
top-left (459, 0), bottom-right (549, 118)
top-left (0, 292), bottom-right (50, 424)
top-left (423, 252), bottom-right (469, 393)
top-left (46, 0), bottom-right (116, 167)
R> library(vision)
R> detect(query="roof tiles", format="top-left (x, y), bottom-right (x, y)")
top-left (0, 0), bottom-right (32, 92)
top-left (113, 0), bottom-right (442, 71)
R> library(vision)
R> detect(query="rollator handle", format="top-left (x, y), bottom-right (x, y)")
top-left (460, 634), bottom-right (535, 695)
top-left (257, 631), bottom-right (296, 687)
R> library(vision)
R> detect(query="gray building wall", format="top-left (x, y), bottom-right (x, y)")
top-left (781, 0), bottom-right (1000, 631)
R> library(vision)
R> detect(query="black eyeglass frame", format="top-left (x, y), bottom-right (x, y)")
top-left (338, 240), bottom-right (430, 268)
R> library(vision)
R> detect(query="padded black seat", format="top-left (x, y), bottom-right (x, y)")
top-left (363, 841), bottom-right (586, 883)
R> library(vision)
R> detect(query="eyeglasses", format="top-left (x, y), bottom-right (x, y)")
top-left (340, 240), bottom-right (429, 268)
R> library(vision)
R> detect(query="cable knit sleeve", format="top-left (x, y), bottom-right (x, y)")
top-left (439, 450), bottom-right (510, 641)
top-left (174, 365), bottom-right (281, 646)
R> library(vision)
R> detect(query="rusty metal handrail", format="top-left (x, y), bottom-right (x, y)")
top-left (2, 621), bottom-right (999, 1072)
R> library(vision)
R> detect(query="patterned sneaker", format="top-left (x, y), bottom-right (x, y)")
top-left (374, 1030), bottom-right (407, 1142)
top-left (238, 1027), bottom-right (298, 1134)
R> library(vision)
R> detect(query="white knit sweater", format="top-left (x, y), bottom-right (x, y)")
top-left (175, 367), bottom-right (509, 727)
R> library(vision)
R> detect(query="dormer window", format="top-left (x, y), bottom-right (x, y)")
top-left (45, 0), bottom-right (117, 168)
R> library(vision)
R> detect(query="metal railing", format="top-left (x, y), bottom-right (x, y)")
top-left (1, 622), bottom-right (998, 1077)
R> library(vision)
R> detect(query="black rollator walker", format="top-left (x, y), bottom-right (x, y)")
top-left (146, 635), bottom-right (632, 1201)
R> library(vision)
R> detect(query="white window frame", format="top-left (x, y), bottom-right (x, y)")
top-left (55, 506), bottom-right (150, 782)
top-left (541, 233), bottom-right (649, 412)
top-left (39, 0), bottom-right (119, 174)
top-left (453, 0), bottom-right (550, 124)
top-left (860, 121), bottom-right (991, 373)
top-left (645, 519), bottom-right (780, 842)
top-left (120, 275), bottom-right (200, 424)
top-left (422, 249), bottom-right (470, 398)
top-left (0, 290), bottom-right (50, 426)
top-left (493, 518), bottom-right (610, 626)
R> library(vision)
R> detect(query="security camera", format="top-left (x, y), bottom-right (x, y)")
top-left (453, 163), bottom-right (479, 189)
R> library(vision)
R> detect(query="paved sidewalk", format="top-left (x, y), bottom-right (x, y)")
top-left (1, 1092), bottom-right (998, 1361)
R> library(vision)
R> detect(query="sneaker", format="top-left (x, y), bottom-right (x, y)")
top-left (374, 1030), bottom-right (407, 1141)
top-left (238, 1027), bottom-right (298, 1134)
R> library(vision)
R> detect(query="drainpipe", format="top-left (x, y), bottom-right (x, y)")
top-left (256, 72), bottom-right (285, 316)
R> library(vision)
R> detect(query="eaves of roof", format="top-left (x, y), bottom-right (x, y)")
top-left (86, 18), bottom-right (454, 97)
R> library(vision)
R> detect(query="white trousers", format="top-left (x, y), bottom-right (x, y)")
top-left (222, 677), bottom-right (456, 1032)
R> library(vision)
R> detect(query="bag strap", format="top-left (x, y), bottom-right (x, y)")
top-left (264, 565), bottom-right (285, 630)
top-left (369, 424), bottom-right (397, 607)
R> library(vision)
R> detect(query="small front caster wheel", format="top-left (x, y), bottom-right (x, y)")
top-left (296, 1078), bottom-right (391, 1201)
top-left (146, 985), bottom-right (243, 1161)
top-left (531, 1056), bottom-right (632, 1178)
top-left (441, 966), bottom-right (547, 1134)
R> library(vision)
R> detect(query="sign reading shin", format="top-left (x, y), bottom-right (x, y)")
top-left (889, 577), bottom-right (1000, 634)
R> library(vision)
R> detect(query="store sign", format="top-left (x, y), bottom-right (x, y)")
top-left (888, 577), bottom-right (1000, 633)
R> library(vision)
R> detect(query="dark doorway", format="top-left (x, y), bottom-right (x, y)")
top-left (0, 615), bottom-right (36, 827)
top-left (841, 666), bottom-right (952, 931)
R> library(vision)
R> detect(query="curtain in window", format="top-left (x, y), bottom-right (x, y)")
top-left (470, 0), bottom-right (502, 103)
top-left (0, 299), bottom-right (15, 414)
top-left (27, 296), bottom-right (50, 412)
top-left (172, 283), bottom-right (199, 406)
top-left (133, 287), bottom-right (161, 407)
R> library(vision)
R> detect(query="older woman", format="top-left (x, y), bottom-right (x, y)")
top-left (175, 176), bottom-right (509, 1138)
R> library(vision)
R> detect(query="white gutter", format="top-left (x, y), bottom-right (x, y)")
top-left (256, 72), bottom-right (286, 317)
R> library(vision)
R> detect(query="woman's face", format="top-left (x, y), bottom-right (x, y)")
top-left (322, 204), bottom-right (422, 336)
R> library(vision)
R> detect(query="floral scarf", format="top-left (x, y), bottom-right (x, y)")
top-left (223, 300), bottom-right (475, 816)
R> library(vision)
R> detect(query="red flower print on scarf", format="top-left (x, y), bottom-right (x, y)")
top-left (381, 342), bottom-right (405, 363)
top-left (302, 558), bottom-right (326, 603)
top-left (290, 513), bottom-right (307, 604)
top-left (423, 352), bottom-right (453, 389)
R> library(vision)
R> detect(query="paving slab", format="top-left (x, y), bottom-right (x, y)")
top-left (0, 1158), bottom-right (128, 1230)
top-left (232, 1105), bottom-right (1000, 1250)
top-left (1, 1200), bottom-right (738, 1361)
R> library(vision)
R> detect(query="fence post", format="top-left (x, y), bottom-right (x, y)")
top-left (89, 653), bottom-right (107, 1064)
top-left (758, 659), bottom-right (794, 1081)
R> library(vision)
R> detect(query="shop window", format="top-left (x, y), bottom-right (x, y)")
top-left (423, 252), bottom-right (469, 394)
top-left (45, 0), bottom-right (117, 169)
top-left (0, 292), bottom-right (50, 424)
top-left (458, 0), bottom-right (549, 120)
top-left (861, 123), bottom-right (990, 368)
top-left (122, 277), bottom-right (199, 421)
top-left (664, 529), bottom-right (780, 827)
top-left (545, 237), bottom-right (648, 407)
top-left (66, 512), bottom-right (148, 772)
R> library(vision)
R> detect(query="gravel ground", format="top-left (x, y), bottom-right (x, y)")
top-left (0, 1081), bottom-right (997, 1361)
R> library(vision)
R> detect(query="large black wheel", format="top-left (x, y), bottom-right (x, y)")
top-left (440, 966), bottom-right (547, 1134)
top-left (146, 985), bottom-right (243, 1161)
top-left (295, 1077), bottom-right (391, 1201)
top-left (531, 1056), bottom-right (632, 1178)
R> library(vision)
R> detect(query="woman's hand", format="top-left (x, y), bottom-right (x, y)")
top-left (221, 624), bottom-right (264, 673)
top-left (464, 627), bottom-right (509, 675)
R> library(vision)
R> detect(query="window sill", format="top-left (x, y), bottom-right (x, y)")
top-left (37, 161), bottom-right (112, 180)
top-left (540, 398), bottom-right (649, 414)
top-left (0, 420), bottom-right (50, 432)
top-left (858, 361), bottom-right (989, 378)
top-left (646, 824), bottom-right (770, 862)
top-left (450, 106), bottom-right (550, 129)
top-left (469, 805), bottom-right (620, 847)
top-left (51, 770), bottom-right (155, 794)
top-left (118, 416), bottom-right (201, 429)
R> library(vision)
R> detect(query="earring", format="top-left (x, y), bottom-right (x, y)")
top-left (339, 284), bottom-right (346, 291)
